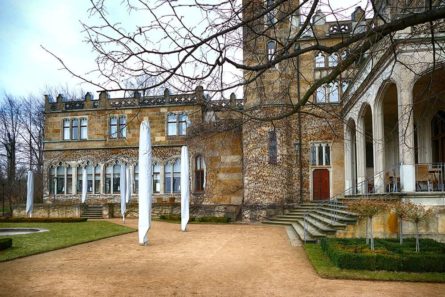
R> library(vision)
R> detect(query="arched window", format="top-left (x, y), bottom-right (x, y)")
top-left (195, 155), bottom-right (205, 192)
top-left (329, 82), bottom-right (339, 103)
top-left (267, 40), bottom-right (276, 62)
top-left (165, 159), bottom-right (181, 193)
top-left (315, 53), bottom-right (325, 68)
top-left (342, 80), bottom-right (350, 93)
top-left (328, 53), bottom-right (338, 67)
top-left (49, 167), bottom-right (56, 194)
top-left (86, 164), bottom-right (94, 193)
top-left (94, 165), bottom-right (101, 194)
top-left (316, 86), bottom-right (326, 103)
top-left (265, 0), bottom-right (276, 25)
top-left (268, 131), bottom-right (278, 164)
top-left (67, 166), bottom-right (72, 194)
top-left (113, 164), bottom-right (121, 193)
top-left (76, 166), bottom-right (83, 193)
top-left (153, 163), bottom-right (161, 193)
top-left (56, 165), bottom-right (64, 194)
top-left (105, 165), bottom-right (112, 194)
top-left (134, 164), bottom-right (139, 193)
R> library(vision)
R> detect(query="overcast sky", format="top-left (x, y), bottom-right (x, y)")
top-left (0, 0), bottom-right (368, 99)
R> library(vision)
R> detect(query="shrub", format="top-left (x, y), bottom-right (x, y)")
top-left (0, 238), bottom-right (12, 250)
top-left (0, 217), bottom-right (87, 223)
top-left (320, 238), bottom-right (445, 272)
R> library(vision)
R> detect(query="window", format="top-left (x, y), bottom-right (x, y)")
top-left (66, 166), bottom-right (72, 194)
top-left (72, 118), bottom-right (79, 140)
top-left (265, 0), bottom-right (276, 25)
top-left (195, 155), bottom-right (205, 192)
top-left (134, 164), bottom-right (139, 193)
top-left (316, 82), bottom-right (340, 103)
top-left (86, 164), bottom-right (93, 193)
top-left (153, 163), bottom-right (161, 193)
top-left (328, 54), bottom-right (338, 67)
top-left (80, 118), bottom-right (88, 140)
top-left (105, 165), bottom-right (112, 194)
top-left (77, 166), bottom-right (83, 193)
top-left (94, 165), bottom-right (101, 194)
top-left (165, 159), bottom-right (181, 193)
top-left (167, 113), bottom-right (189, 136)
top-left (267, 40), bottom-right (276, 62)
top-left (49, 167), bottom-right (55, 194)
top-left (113, 164), bottom-right (120, 193)
top-left (328, 82), bottom-right (339, 103)
top-left (316, 86), bottom-right (326, 103)
top-left (341, 80), bottom-right (350, 93)
top-left (110, 117), bottom-right (118, 139)
top-left (310, 143), bottom-right (331, 166)
top-left (315, 53), bottom-right (325, 68)
top-left (268, 130), bottom-right (278, 164)
top-left (119, 116), bottom-right (127, 138)
top-left (56, 166), bottom-right (64, 194)
top-left (63, 119), bottom-right (70, 140)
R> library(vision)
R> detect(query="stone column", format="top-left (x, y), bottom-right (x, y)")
top-left (397, 78), bottom-right (416, 192)
top-left (100, 164), bottom-right (105, 194)
top-left (160, 162), bottom-right (165, 194)
top-left (373, 99), bottom-right (385, 193)
top-left (356, 116), bottom-right (367, 193)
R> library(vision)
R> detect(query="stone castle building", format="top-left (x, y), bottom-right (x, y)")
top-left (42, 0), bottom-right (445, 224)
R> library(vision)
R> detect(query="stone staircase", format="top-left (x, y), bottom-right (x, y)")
top-left (263, 201), bottom-right (357, 242)
top-left (80, 205), bottom-right (103, 219)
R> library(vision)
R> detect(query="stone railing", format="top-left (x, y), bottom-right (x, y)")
top-left (45, 86), bottom-right (205, 112)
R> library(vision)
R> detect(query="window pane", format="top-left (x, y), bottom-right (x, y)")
top-left (80, 118), bottom-right (87, 140)
top-left (318, 145), bottom-right (323, 165)
top-left (113, 164), bottom-right (120, 193)
top-left (316, 86), bottom-right (326, 103)
top-left (56, 166), bottom-right (64, 194)
top-left (77, 167), bottom-right (83, 192)
top-left (63, 119), bottom-right (70, 140)
top-left (71, 119), bottom-right (79, 140)
top-left (94, 165), bottom-right (101, 194)
top-left (329, 83), bottom-right (339, 103)
top-left (168, 122), bottom-right (177, 136)
top-left (325, 145), bottom-right (331, 166)
top-left (110, 117), bottom-right (118, 138)
top-left (86, 165), bottom-right (93, 193)
top-left (311, 145), bottom-right (317, 165)
top-left (315, 53), bottom-right (325, 68)
top-left (267, 41), bottom-right (276, 62)
top-left (165, 163), bottom-right (172, 193)
top-left (328, 54), bottom-right (338, 67)
top-left (66, 167), bottom-right (72, 194)
top-left (105, 165), bottom-right (112, 194)
top-left (119, 116), bottom-right (126, 138)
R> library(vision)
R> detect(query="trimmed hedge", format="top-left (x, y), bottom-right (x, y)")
top-left (0, 238), bottom-right (12, 250)
top-left (320, 238), bottom-right (445, 273)
top-left (0, 217), bottom-right (87, 223)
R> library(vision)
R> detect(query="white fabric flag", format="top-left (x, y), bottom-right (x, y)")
top-left (138, 120), bottom-right (153, 245)
top-left (26, 170), bottom-right (34, 218)
top-left (120, 164), bottom-right (127, 223)
top-left (126, 166), bottom-right (131, 203)
top-left (81, 167), bottom-right (87, 203)
top-left (180, 146), bottom-right (190, 231)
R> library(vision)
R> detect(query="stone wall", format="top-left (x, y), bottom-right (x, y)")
top-left (13, 204), bottom-right (81, 218)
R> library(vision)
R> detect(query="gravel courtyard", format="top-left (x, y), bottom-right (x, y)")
top-left (0, 219), bottom-right (443, 297)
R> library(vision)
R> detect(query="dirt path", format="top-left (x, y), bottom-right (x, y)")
top-left (0, 219), bottom-right (443, 297)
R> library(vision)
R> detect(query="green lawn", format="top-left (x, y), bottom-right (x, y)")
top-left (304, 243), bottom-right (445, 283)
top-left (0, 221), bottom-right (136, 262)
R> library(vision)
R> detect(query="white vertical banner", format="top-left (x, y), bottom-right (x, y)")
top-left (180, 146), bottom-right (190, 231)
top-left (26, 170), bottom-right (34, 218)
top-left (120, 164), bottom-right (127, 223)
top-left (138, 120), bottom-right (153, 245)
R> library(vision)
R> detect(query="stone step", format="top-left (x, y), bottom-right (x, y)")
top-left (313, 209), bottom-right (357, 223)
top-left (307, 213), bottom-right (347, 228)
top-left (318, 207), bottom-right (357, 217)
top-left (290, 222), bottom-right (316, 243)
top-left (301, 202), bottom-right (348, 209)
top-left (294, 219), bottom-right (325, 238)
top-left (303, 216), bottom-right (337, 233)
top-left (276, 214), bottom-right (303, 219)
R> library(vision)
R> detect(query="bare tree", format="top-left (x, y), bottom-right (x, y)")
top-left (41, 0), bottom-right (445, 117)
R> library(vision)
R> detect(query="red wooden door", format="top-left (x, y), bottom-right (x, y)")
top-left (313, 169), bottom-right (330, 200)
